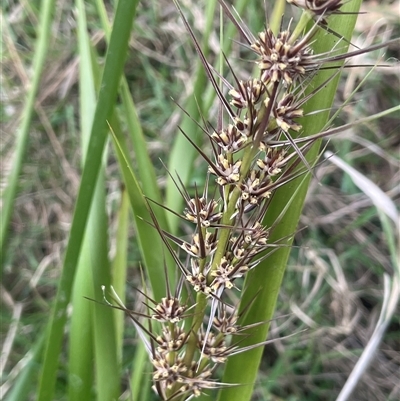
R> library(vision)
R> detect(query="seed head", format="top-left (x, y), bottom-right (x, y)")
top-left (229, 78), bottom-right (266, 109)
top-left (238, 169), bottom-right (272, 210)
top-left (152, 354), bottom-right (187, 389)
top-left (257, 147), bottom-right (287, 176)
top-left (209, 154), bottom-right (242, 186)
top-left (156, 326), bottom-right (188, 354)
top-left (209, 256), bottom-right (249, 292)
top-left (184, 196), bottom-right (222, 227)
top-left (273, 92), bottom-right (304, 132)
top-left (152, 296), bottom-right (187, 323)
top-left (211, 124), bottom-right (247, 153)
top-left (252, 28), bottom-right (315, 85)
top-left (198, 331), bottom-right (229, 363)
top-left (187, 259), bottom-right (212, 294)
top-left (213, 307), bottom-right (239, 334)
top-left (288, 0), bottom-right (345, 23)
top-left (179, 363), bottom-right (215, 398)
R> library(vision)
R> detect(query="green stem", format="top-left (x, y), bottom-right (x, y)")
top-left (183, 292), bottom-right (208, 367)
top-left (208, 144), bottom-right (255, 277)
top-left (36, 1), bottom-right (139, 399)
top-left (217, 2), bottom-right (362, 400)
top-left (290, 11), bottom-right (312, 43)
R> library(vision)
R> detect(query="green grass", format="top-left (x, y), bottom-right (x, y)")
top-left (1, 1), bottom-right (399, 401)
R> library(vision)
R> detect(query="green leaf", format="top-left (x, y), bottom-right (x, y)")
top-left (37, 1), bottom-right (139, 399)
top-left (165, 0), bottom-right (217, 233)
top-left (4, 333), bottom-right (45, 401)
top-left (0, 0), bottom-right (56, 272)
top-left (94, 0), bottom-right (175, 295)
top-left (217, 2), bottom-right (363, 401)
top-left (109, 117), bottom-right (173, 301)
top-left (166, 0), bottom-right (252, 234)
top-left (68, 1), bottom-right (98, 398)
top-left (112, 186), bottom-right (130, 359)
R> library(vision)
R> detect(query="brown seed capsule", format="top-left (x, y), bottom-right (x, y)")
top-left (152, 354), bottom-right (187, 390)
top-left (257, 147), bottom-right (287, 176)
top-left (274, 92), bottom-right (303, 132)
top-left (184, 196), bottom-right (222, 227)
top-left (288, 0), bottom-right (344, 24)
top-left (252, 27), bottom-right (316, 84)
top-left (152, 297), bottom-right (187, 323)
top-left (209, 154), bottom-right (242, 186)
top-left (229, 78), bottom-right (266, 109)
top-left (198, 331), bottom-right (229, 363)
top-left (156, 326), bottom-right (188, 354)
top-left (211, 124), bottom-right (247, 153)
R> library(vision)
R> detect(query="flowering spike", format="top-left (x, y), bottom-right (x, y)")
top-left (89, 3), bottom-right (400, 400)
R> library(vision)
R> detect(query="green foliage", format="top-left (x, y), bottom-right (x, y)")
top-left (2, 1), bottom-right (399, 401)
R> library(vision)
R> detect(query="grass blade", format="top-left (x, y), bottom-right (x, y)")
top-left (94, 0), bottom-right (166, 208)
top-left (3, 333), bottom-right (46, 401)
top-left (112, 186), bottom-right (130, 359)
top-left (89, 175), bottom-right (120, 401)
top-left (69, 249), bottom-right (94, 401)
top-left (166, 0), bottom-right (252, 234)
top-left (165, 0), bottom-right (217, 233)
top-left (94, 0), bottom-right (175, 294)
top-left (68, 0), bottom-right (97, 395)
top-left (217, 2), bottom-right (363, 400)
top-left (109, 117), bottom-right (174, 301)
top-left (37, 1), bottom-right (139, 399)
top-left (130, 342), bottom-right (151, 401)
top-left (0, 0), bottom-right (56, 271)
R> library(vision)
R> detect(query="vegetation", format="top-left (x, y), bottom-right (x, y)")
top-left (1, 1), bottom-right (399, 400)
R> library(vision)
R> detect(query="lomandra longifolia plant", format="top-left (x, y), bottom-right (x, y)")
top-left (102, 1), bottom-right (397, 400)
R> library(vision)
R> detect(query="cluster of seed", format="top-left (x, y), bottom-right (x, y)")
top-left (288, 0), bottom-right (345, 23)
top-left (129, 1), bottom-right (348, 400)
